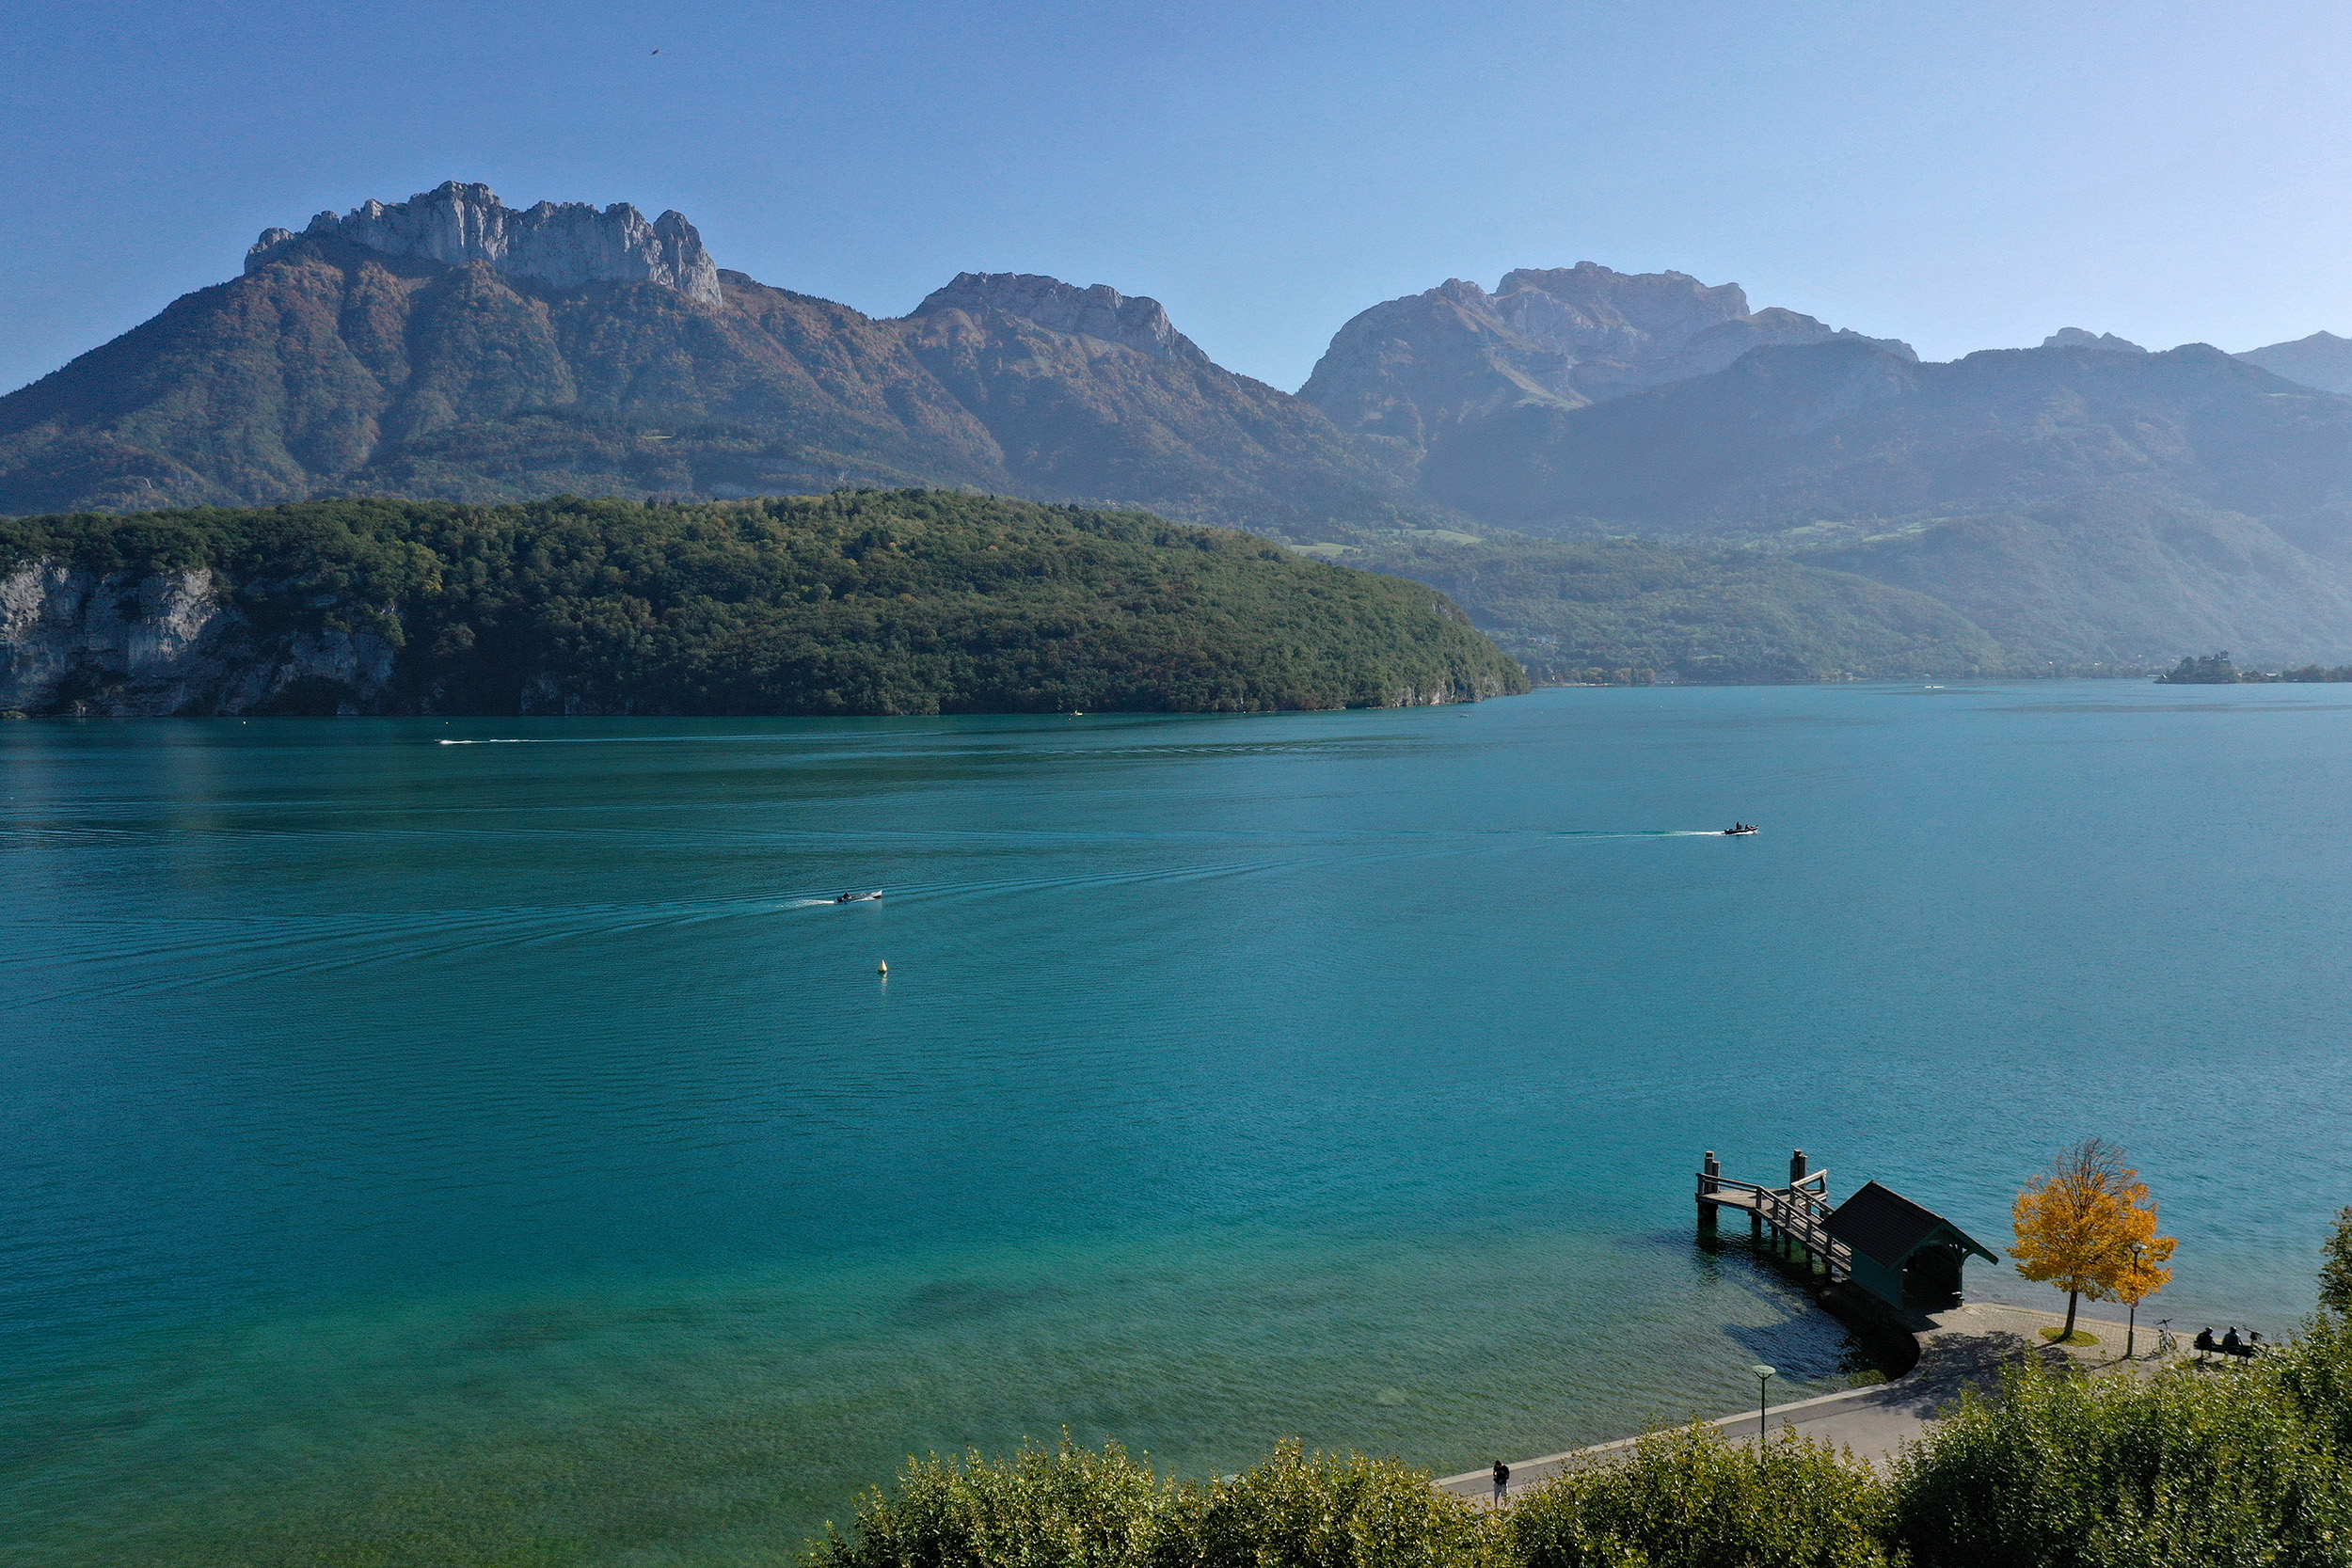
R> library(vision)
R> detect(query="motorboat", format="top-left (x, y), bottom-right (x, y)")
top-left (1723, 824), bottom-right (1758, 836)
top-left (833, 890), bottom-right (884, 903)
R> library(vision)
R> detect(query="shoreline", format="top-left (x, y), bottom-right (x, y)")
top-left (1438, 1298), bottom-right (2194, 1499)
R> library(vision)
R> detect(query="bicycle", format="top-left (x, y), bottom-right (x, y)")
top-left (2153, 1319), bottom-right (2177, 1359)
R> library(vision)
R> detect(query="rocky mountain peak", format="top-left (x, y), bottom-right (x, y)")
top-left (1298, 262), bottom-right (1915, 448)
top-left (2042, 328), bottom-right (2148, 354)
top-left (1490, 262), bottom-right (1753, 356)
top-left (2236, 330), bottom-right (2352, 395)
top-left (907, 273), bottom-right (1198, 362)
top-left (244, 181), bottom-right (722, 304)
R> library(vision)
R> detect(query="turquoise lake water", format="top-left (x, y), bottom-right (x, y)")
top-left (5, 683), bottom-right (2351, 1565)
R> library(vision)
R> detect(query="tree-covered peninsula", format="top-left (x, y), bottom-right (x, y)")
top-left (0, 491), bottom-right (1526, 717)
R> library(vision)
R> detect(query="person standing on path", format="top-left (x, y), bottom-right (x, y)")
top-left (1491, 1460), bottom-right (1509, 1507)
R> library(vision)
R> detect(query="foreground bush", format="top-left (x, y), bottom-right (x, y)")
top-left (1502, 1425), bottom-right (1893, 1568)
top-left (813, 1320), bottom-right (2352, 1568)
top-left (1164, 1440), bottom-right (1487, 1568)
top-left (803, 1437), bottom-right (1168, 1568)
top-left (2269, 1313), bottom-right (2352, 1454)
top-left (1893, 1354), bottom-right (2352, 1568)
top-left (805, 1437), bottom-right (1484, 1568)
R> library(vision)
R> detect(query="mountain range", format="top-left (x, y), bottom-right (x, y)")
top-left (7, 181), bottom-right (2352, 675)
top-left (0, 182), bottom-right (1397, 535)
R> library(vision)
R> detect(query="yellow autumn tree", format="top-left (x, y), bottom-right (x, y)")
top-left (2010, 1138), bottom-right (2175, 1341)
top-left (2108, 1225), bottom-right (2177, 1358)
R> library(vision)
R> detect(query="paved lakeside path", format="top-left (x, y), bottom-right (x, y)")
top-left (1438, 1302), bottom-right (2187, 1501)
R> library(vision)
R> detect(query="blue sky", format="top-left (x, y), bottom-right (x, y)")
top-left (6, 0), bottom-right (2349, 395)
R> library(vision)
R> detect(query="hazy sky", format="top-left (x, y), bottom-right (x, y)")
top-left (7, 0), bottom-right (2350, 396)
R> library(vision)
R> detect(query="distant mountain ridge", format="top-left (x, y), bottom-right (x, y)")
top-left (1408, 337), bottom-right (2352, 665)
top-left (889, 271), bottom-right (1403, 528)
top-left (1418, 338), bottom-right (2352, 530)
top-left (1296, 262), bottom-right (1915, 453)
top-left (0, 184), bottom-right (1400, 531)
top-left (2042, 327), bottom-right (2146, 353)
top-left (912, 273), bottom-right (1197, 361)
top-left (2237, 330), bottom-right (2352, 395)
top-left (10, 182), bottom-right (2352, 675)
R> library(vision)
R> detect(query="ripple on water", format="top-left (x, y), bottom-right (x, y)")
top-left (3, 689), bottom-right (2348, 1564)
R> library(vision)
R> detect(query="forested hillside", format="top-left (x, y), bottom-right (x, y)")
top-left (0, 492), bottom-right (1524, 717)
top-left (1331, 533), bottom-right (2010, 680)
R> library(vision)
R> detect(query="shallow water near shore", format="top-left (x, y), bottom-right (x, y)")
top-left (5, 683), bottom-right (2350, 1564)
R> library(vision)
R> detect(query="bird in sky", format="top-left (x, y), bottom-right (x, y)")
top-left (650, 47), bottom-right (661, 55)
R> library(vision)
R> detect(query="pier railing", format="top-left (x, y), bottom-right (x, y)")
top-left (1695, 1159), bottom-right (1851, 1278)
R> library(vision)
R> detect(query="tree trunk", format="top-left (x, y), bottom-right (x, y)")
top-left (2062, 1290), bottom-right (2080, 1340)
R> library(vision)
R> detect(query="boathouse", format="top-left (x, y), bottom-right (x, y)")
top-left (1824, 1180), bottom-right (1999, 1308)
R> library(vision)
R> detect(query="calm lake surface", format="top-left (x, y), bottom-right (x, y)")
top-left (5, 682), bottom-right (2350, 1564)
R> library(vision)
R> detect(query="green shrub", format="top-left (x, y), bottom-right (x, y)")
top-left (806, 1437), bottom-right (1487, 1568)
top-left (1160, 1440), bottom-right (1488, 1568)
top-left (2265, 1312), bottom-right (2352, 1457)
top-left (2321, 1209), bottom-right (2352, 1318)
top-left (807, 1320), bottom-right (2352, 1568)
top-left (1891, 1356), bottom-right (2352, 1568)
top-left (805, 1437), bottom-right (1168, 1568)
top-left (1502, 1425), bottom-right (1895, 1568)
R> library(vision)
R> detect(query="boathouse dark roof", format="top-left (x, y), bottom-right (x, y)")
top-left (1825, 1180), bottom-right (1998, 1268)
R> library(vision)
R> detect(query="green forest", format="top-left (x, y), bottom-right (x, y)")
top-left (1314, 532), bottom-right (2012, 681)
top-left (0, 491), bottom-right (1524, 717)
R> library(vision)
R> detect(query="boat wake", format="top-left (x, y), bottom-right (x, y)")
top-left (1552, 829), bottom-right (1749, 839)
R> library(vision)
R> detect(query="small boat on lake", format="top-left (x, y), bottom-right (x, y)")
top-left (1723, 823), bottom-right (1758, 836)
top-left (834, 890), bottom-right (883, 903)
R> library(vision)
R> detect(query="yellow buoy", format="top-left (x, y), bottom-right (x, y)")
top-left (878, 960), bottom-right (889, 975)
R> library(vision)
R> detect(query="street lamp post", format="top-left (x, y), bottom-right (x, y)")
top-left (2126, 1243), bottom-right (2145, 1358)
top-left (1751, 1364), bottom-right (1775, 1448)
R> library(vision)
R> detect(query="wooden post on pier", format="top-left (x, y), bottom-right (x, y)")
top-left (1695, 1148), bottom-right (1847, 1275)
top-left (1693, 1149), bottom-right (2001, 1305)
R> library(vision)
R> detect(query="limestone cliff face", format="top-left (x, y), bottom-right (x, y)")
top-left (2, 204), bottom-right (1393, 528)
top-left (905, 273), bottom-right (1202, 363)
top-left (0, 563), bottom-right (395, 715)
top-left (1298, 262), bottom-right (1915, 452)
top-left (246, 181), bottom-right (723, 304)
top-left (889, 272), bottom-right (1406, 525)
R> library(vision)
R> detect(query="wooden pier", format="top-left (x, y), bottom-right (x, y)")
top-left (1697, 1148), bottom-right (1852, 1280)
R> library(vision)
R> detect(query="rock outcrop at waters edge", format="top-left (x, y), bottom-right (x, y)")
top-left (0, 562), bottom-right (395, 716)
